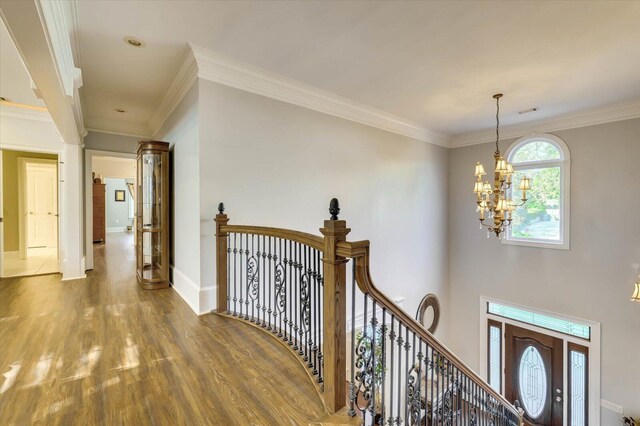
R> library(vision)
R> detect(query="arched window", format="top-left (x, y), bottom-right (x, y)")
top-left (504, 134), bottom-right (570, 249)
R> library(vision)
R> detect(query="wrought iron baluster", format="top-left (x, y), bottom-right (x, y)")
top-left (256, 235), bottom-right (268, 327)
top-left (261, 235), bottom-right (266, 327)
top-left (311, 248), bottom-right (318, 375)
top-left (226, 234), bottom-right (231, 312)
top-left (232, 233), bottom-right (237, 315)
top-left (356, 292), bottom-right (370, 419)
top-left (455, 367), bottom-right (461, 426)
top-left (288, 240), bottom-right (293, 345)
top-left (293, 242), bottom-right (299, 352)
top-left (244, 234), bottom-right (250, 320)
top-left (388, 316), bottom-right (395, 426)
top-left (252, 235), bottom-right (256, 321)
top-left (380, 308), bottom-right (387, 425)
top-left (395, 323), bottom-right (402, 426)
top-left (403, 327), bottom-right (410, 425)
top-left (348, 260), bottom-right (356, 417)
top-left (318, 250), bottom-right (324, 384)
top-left (430, 348), bottom-right (435, 426)
top-left (303, 245), bottom-right (311, 364)
top-left (416, 337), bottom-right (423, 426)
top-left (277, 238), bottom-right (284, 337)
top-left (262, 237), bottom-right (278, 331)
top-left (371, 299), bottom-right (377, 424)
top-left (298, 243), bottom-right (306, 357)
top-left (238, 234), bottom-right (244, 318)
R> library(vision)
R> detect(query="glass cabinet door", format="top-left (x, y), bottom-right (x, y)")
top-left (136, 143), bottom-right (169, 288)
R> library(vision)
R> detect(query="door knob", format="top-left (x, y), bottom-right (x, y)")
top-left (556, 396), bottom-right (562, 402)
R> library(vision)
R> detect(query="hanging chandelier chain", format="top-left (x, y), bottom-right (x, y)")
top-left (495, 95), bottom-right (500, 154)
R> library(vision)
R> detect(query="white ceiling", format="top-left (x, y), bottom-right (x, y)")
top-left (0, 20), bottom-right (46, 108)
top-left (74, 0), bottom-right (640, 139)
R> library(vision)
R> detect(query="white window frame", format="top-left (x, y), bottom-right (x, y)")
top-left (479, 296), bottom-right (601, 426)
top-left (503, 133), bottom-right (571, 250)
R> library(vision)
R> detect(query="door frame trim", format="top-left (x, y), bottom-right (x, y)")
top-left (84, 149), bottom-right (136, 271)
top-left (479, 296), bottom-right (601, 425)
top-left (18, 157), bottom-right (58, 259)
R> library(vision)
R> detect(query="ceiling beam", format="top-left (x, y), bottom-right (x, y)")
top-left (0, 0), bottom-right (85, 144)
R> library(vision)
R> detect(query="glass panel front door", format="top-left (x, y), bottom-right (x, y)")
top-left (505, 324), bottom-right (563, 426)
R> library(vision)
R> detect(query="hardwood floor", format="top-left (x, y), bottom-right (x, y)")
top-left (0, 232), bottom-right (326, 425)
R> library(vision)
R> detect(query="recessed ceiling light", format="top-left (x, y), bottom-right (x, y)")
top-left (0, 96), bottom-right (7, 101)
top-left (115, 108), bottom-right (126, 113)
top-left (123, 37), bottom-right (144, 48)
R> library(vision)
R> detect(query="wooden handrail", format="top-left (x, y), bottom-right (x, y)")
top-left (221, 224), bottom-right (325, 251)
top-left (341, 239), bottom-right (521, 419)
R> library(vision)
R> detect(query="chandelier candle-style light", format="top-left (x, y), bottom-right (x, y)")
top-left (474, 94), bottom-right (531, 238)
top-left (632, 276), bottom-right (640, 302)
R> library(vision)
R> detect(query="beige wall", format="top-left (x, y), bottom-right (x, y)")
top-left (197, 80), bottom-right (450, 329)
top-left (447, 118), bottom-right (640, 421)
top-left (1, 149), bottom-right (57, 252)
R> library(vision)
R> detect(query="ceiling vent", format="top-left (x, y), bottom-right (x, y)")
top-left (518, 107), bottom-right (539, 115)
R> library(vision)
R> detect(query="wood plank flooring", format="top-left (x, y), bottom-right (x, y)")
top-left (0, 232), bottom-right (326, 425)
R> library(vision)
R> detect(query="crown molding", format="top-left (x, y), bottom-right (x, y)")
top-left (36, 0), bottom-right (86, 140)
top-left (148, 47), bottom-right (199, 136)
top-left (0, 103), bottom-right (53, 123)
top-left (85, 116), bottom-right (151, 138)
top-left (188, 44), bottom-right (449, 147)
top-left (450, 100), bottom-right (640, 148)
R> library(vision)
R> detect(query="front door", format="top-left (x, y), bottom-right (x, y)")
top-left (505, 324), bottom-right (563, 426)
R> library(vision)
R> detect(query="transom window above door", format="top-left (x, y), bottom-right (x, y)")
top-left (503, 134), bottom-right (571, 249)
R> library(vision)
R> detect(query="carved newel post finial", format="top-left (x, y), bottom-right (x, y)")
top-left (218, 202), bottom-right (225, 214)
top-left (329, 198), bottom-right (340, 221)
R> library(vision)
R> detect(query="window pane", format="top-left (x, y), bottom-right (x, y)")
top-left (488, 302), bottom-right (591, 340)
top-left (489, 325), bottom-right (501, 392)
top-left (570, 350), bottom-right (588, 426)
top-left (512, 141), bottom-right (561, 163)
top-left (519, 345), bottom-right (547, 419)
top-left (511, 166), bottom-right (561, 241)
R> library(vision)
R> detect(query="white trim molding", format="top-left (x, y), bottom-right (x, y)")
top-left (451, 101), bottom-right (640, 148)
top-left (148, 44), bottom-right (449, 146)
top-left (502, 133), bottom-right (571, 250)
top-left (0, 103), bottom-right (53, 123)
top-left (36, 0), bottom-right (86, 140)
top-left (85, 116), bottom-right (151, 139)
top-left (170, 266), bottom-right (213, 316)
top-left (149, 47), bottom-right (199, 136)
top-left (191, 44), bottom-right (449, 146)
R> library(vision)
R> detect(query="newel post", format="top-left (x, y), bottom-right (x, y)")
top-left (320, 198), bottom-right (351, 413)
top-left (215, 202), bottom-right (229, 313)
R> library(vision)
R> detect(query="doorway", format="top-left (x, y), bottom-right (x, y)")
top-left (505, 324), bottom-right (563, 426)
top-left (481, 297), bottom-right (598, 426)
top-left (1, 151), bottom-right (59, 277)
top-left (84, 150), bottom-right (136, 271)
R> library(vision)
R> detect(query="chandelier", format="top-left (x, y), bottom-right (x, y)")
top-left (474, 94), bottom-right (531, 238)
top-left (632, 276), bottom-right (640, 302)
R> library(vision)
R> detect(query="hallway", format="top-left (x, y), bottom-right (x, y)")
top-left (0, 233), bottom-right (326, 425)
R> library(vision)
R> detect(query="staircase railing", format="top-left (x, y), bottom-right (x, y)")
top-left (214, 199), bottom-right (522, 425)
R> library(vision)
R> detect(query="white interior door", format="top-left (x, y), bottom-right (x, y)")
top-left (26, 164), bottom-right (57, 248)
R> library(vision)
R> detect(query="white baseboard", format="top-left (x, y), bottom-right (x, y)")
top-left (199, 285), bottom-right (216, 314)
top-left (4, 251), bottom-right (19, 260)
top-left (107, 227), bottom-right (128, 233)
top-left (61, 273), bottom-right (87, 281)
top-left (171, 266), bottom-right (200, 314)
top-left (170, 266), bottom-right (217, 315)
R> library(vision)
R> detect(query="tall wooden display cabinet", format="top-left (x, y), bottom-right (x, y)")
top-left (136, 141), bottom-right (170, 289)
